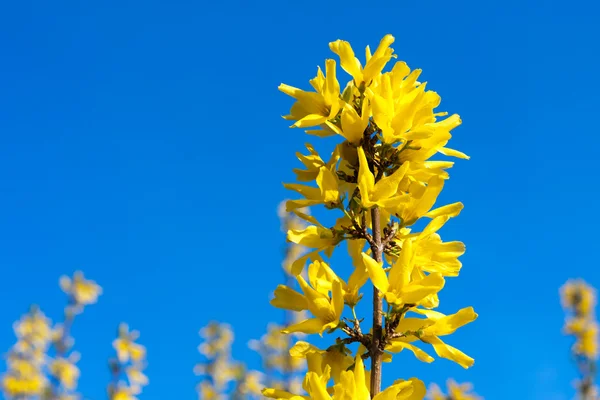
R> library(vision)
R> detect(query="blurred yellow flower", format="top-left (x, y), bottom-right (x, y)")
top-left (113, 323), bottom-right (146, 364)
top-left (60, 271), bottom-right (102, 307)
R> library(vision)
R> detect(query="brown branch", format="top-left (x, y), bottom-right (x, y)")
top-left (370, 207), bottom-right (384, 397)
top-left (340, 324), bottom-right (371, 349)
top-left (382, 223), bottom-right (398, 247)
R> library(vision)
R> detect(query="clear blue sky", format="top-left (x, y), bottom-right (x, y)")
top-left (1, 1), bottom-right (599, 399)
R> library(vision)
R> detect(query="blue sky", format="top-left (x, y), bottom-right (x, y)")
top-left (1, 0), bottom-right (599, 399)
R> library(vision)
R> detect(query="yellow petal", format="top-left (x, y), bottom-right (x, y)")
top-left (290, 249), bottom-right (323, 276)
top-left (362, 34), bottom-right (395, 83)
top-left (306, 371), bottom-right (333, 400)
top-left (439, 147), bottom-right (470, 160)
top-left (388, 239), bottom-right (413, 290)
top-left (424, 336), bottom-right (475, 369)
top-left (282, 318), bottom-right (324, 335)
top-left (316, 167), bottom-right (339, 203)
top-left (425, 307), bottom-right (478, 336)
top-left (386, 341), bottom-right (434, 363)
top-left (271, 285), bottom-right (309, 311)
top-left (372, 162), bottom-right (410, 201)
top-left (329, 39), bottom-right (363, 83)
top-left (357, 146), bottom-right (375, 207)
top-left (424, 202), bottom-right (464, 219)
top-left (361, 253), bottom-right (389, 293)
top-left (397, 378), bottom-right (427, 400)
top-left (293, 114), bottom-right (328, 128)
top-left (401, 273), bottom-right (445, 305)
top-left (332, 280), bottom-right (344, 320)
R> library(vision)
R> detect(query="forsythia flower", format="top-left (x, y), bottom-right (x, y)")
top-left (284, 165), bottom-right (341, 210)
top-left (561, 279), bottom-right (599, 399)
top-left (329, 35), bottom-right (395, 88)
top-left (362, 239), bottom-right (445, 308)
top-left (112, 387), bottom-right (138, 400)
top-left (48, 271), bottom-right (101, 399)
top-left (108, 323), bottom-right (148, 400)
top-left (272, 261), bottom-right (344, 335)
top-left (357, 146), bottom-right (410, 209)
top-left (113, 324), bottom-right (146, 364)
top-left (387, 307), bottom-right (478, 369)
top-left (1, 307), bottom-right (51, 398)
top-left (60, 271), bottom-right (102, 309)
top-left (279, 59), bottom-right (342, 130)
top-left (49, 356), bottom-right (80, 390)
top-left (288, 341), bottom-right (353, 385)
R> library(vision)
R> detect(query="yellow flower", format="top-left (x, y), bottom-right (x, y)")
top-left (49, 357), bottom-right (80, 390)
top-left (387, 307), bottom-right (478, 368)
top-left (362, 239), bottom-right (445, 307)
top-left (272, 264), bottom-right (344, 335)
top-left (411, 230), bottom-right (465, 278)
top-left (291, 143), bottom-right (337, 182)
top-left (284, 165), bottom-right (341, 210)
top-left (288, 225), bottom-right (340, 250)
top-left (329, 35), bottom-right (395, 87)
top-left (60, 271), bottom-right (102, 307)
top-left (238, 370), bottom-right (264, 395)
top-left (397, 114), bottom-right (467, 162)
top-left (112, 387), bottom-right (138, 400)
top-left (126, 366), bottom-right (149, 395)
top-left (286, 224), bottom-right (342, 275)
top-left (2, 374), bottom-right (46, 397)
top-left (288, 341), bottom-right (353, 386)
top-left (344, 239), bottom-right (371, 307)
top-left (561, 279), bottom-right (596, 315)
top-left (13, 308), bottom-right (52, 346)
top-left (326, 101), bottom-right (371, 145)
top-left (113, 324), bottom-right (146, 364)
top-left (576, 322), bottom-right (599, 359)
top-left (280, 59), bottom-right (342, 129)
top-left (357, 146), bottom-right (410, 210)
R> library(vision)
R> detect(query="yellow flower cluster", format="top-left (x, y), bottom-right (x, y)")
top-left (561, 279), bottom-right (598, 398)
top-left (50, 271), bottom-right (101, 399)
top-left (1, 272), bottom-right (101, 400)
top-left (60, 271), bottom-right (103, 314)
top-left (268, 34), bottom-right (476, 398)
top-left (108, 323), bottom-right (149, 400)
top-left (2, 271), bottom-right (148, 400)
top-left (428, 380), bottom-right (481, 400)
top-left (195, 322), bottom-right (263, 399)
top-left (1, 306), bottom-right (51, 398)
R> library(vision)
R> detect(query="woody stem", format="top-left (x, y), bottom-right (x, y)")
top-left (370, 206), bottom-right (384, 397)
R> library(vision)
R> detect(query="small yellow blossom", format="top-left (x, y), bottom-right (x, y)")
top-left (60, 271), bottom-right (102, 307)
top-left (113, 324), bottom-right (146, 364)
top-left (357, 146), bottom-right (410, 209)
top-left (388, 307), bottom-right (478, 368)
top-left (329, 34), bottom-right (395, 87)
top-left (273, 267), bottom-right (344, 335)
top-left (49, 356), bottom-right (80, 390)
top-left (279, 59), bottom-right (342, 130)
